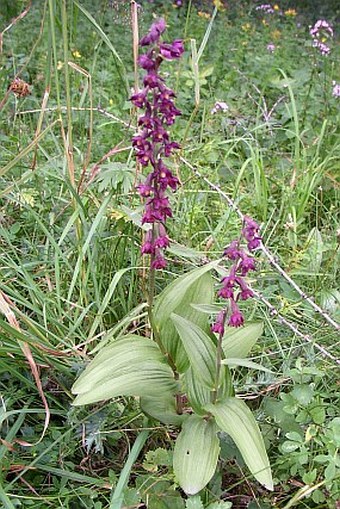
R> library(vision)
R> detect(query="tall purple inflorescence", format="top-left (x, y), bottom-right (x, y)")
top-left (131, 19), bottom-right (184, 270)
top-left (212, 216), bottom-right (261, 332)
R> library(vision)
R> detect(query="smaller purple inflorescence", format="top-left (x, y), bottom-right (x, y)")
top-left (212, 216), bottom-right (262, 332)
top-left (131, 19), bottom-right (184, 269)
top-left (255, 4), bottom-right (275, 14)
top-left (310, 19), bottom-right (333, 56)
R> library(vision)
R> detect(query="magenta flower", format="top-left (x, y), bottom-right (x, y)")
top-left (211, 310), bottom-right (226, 336)
top-left (212, 216), bottom-right (261, 329)
top-left (160, 40), bottom-right (184, 60)
top-left (130, 19), bottom-right (184, 269)
top-left (228, 301), bottom-right (244, 328)
top-left (140, 18), bottom-right (166, 46)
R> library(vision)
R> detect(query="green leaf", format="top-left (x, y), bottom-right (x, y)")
top-left (173, 415), bottom-right (220, 495)
top-left (291, 385), bottom-right (314, 406)
top-left (281, 441), bottom-right (300, 453)
top-left (205, 398), bottom-right (273, 490)
top-left (222, 322), bottom-right (264, 359)
top-left (165, 272), bottom-right (215, 372)
top-left (157, 269), bottom-right (216, 372)
top-left (141, 394), bottom-right (188, 426)
top-left (72, 336), bottom-right (177, 405)
top-left (184, 367), bottom-right (211, 415)
top-left (185, 495), bottom-right (204, 509)
top-left (221, 358), bottom-right (272, 373)
top-left (190, 303), bottom-right (224, 314)
top-left (184, 366), bottom-right (233, 416)
top-left (154, 262), bottom-right (218, 329)
top-left (171, 314), bottom-right (218, 389)
top-left (143, 448), bottom-right (173, 471)
top-left (207, 502), bottom-right (232, 509)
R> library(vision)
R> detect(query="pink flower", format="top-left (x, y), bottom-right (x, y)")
top-left (151, 254), bottom-right (167, 269)
top-left (332, 82), bottom-right (340, 98)
top-left (228, 302), bottom-right (244, 327)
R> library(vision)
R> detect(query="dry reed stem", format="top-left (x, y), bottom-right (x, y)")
top-left (0, 291), bottom-right (51, 444)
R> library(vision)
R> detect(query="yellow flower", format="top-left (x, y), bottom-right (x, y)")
top-left (57, 61), bottom-right (64, 70)
top-left (242, 23), bottom-right (252, 32)
top-left (271, 29), bottom-right (281, 40)
top-left (285, 8), bottom-right (297, 17)
top-left (213, 0), bottom-right (225, 10)
top-left (109, 99), bottom-right (114, 106)
top-left (198, 11), bottom-right (211, 19)
top-left (262, 18), bottom-right (268, 26)
top-left (273, 4), bottom-right (280, 10)
top-left (72, 50), bottom-right (81, 59)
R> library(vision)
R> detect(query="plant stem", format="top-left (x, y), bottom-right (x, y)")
top-left (212, 310), bottom-right (226, 404)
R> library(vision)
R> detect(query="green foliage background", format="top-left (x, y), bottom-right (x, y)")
top-left (0, 0), bottom-right (339, 507)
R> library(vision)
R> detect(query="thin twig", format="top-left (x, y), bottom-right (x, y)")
top-left (180, 156), bottom-right (340, 332)
top-left (0, 1), bottom-right (32, 53)
top-left (253, 290), bottom-right (340, 365)
top-left (17, 105), bottom-right (133, 128)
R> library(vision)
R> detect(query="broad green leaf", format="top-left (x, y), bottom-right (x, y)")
top-left (167, 243), bottom-right (202, 261)
top-left (205, 398), bottom-right (273, 490)
top-left (184, 367), bottom-right (211, 415)
top-left (173, 415), bottom-right (220, 495)
top-left (190, 303), bottom-right (224, 314)
top-left (72, 336), bottom-right (177, 405)
top-left (221, 358), bottom-right (272, 373)
top-left (141, 394), bottom-right (188, 426)
top-left (171, 314), bottom-right (218, 389)
top-left (222, 322), bottom-right (264, 359)
top-left (154, 261), bottom-right (218, 328)
top-left (157, 268), bottom-right (216, 372)
top-left (184, 366), bottom-right (233, 415)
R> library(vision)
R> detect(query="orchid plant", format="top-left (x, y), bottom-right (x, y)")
top-left (72, 18), bottom-right (273, 498)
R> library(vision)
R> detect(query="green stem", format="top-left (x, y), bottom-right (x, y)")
top-left (212, 310), bottom-right (226, 404)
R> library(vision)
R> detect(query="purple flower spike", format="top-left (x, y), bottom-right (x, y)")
top-left (130, 18), bottom-right (184, 269)
top-left (212, 214), bottom-right (261, 329)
